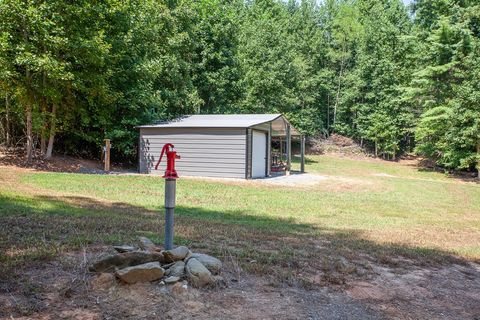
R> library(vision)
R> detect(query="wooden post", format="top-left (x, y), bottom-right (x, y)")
top-left (104, 139), bottom-right (111, 172)
top-left (286, 124), bottom-right (291, 175)
top-left (300, 135), bottom-right (305, 173)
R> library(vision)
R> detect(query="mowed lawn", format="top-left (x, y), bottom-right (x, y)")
top-left (1, 154), bottom-right (480, 285)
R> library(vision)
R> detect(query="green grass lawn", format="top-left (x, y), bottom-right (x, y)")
top-left (1, 154), bottom-right (479, 287)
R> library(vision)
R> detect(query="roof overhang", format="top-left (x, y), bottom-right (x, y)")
top-left (137, 114), bottom-right (300, 136)
top-left (267, 115), bottom-right (300, 137)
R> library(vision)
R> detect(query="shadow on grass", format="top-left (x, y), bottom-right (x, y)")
top-left (2, 192), bottom-right (480, 320)
top-left (405, 159), bottom-right (479, 184)
top-left (0, 193), bottom-right (315, 267)
top-left (0, 192), bottom-right (477, 289)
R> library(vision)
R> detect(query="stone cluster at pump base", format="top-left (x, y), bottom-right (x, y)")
top-left (89, 237), bottom-right (224, 291)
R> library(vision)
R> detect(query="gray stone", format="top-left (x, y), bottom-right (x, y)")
top-left (89, 251), bottom-right (165, 272)
top-left (190, 253), bottom-right (222, 275)
top-left (138, 236), bottom-right (161, 252)
top-left (161, 262), bottom-right (176, 270)
top-left (163, 246), bottom-right (191, 262)
top-left (116, 262), bottom-right (165, 284)
top-left (164, 276), bottom-right (180, 284)
top-left (113, 245), bottom-right (137, 253)
top-left (185, 258), bottom-right (214, 288)
top-left (164, 261), bottom-right (185, 278)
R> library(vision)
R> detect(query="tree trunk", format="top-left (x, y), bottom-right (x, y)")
top-left (45, 104), bottom-right (56, 159)
top-left (333, 45), bottom-right (347, 132)
top-left (327, 95), bottom-right (330, 131)
top-left (477, 140), bottom-right (480, 181)
top-left (40, 72), bottom-right (47, 155)
top-left (26, 103), bottom-right (33, 163)
top-left (333, 66), bottom-right (343, 130)
top-left (23, 15), bottom-right (33, 163)
top-left (40, 135), bottom-right (46, 154)
top-left (374, 140), bottom-right (378, 158)
top-left (40, 106), bottom-right (47, 155)
top-left (5, 94), bottom-right (10, 147)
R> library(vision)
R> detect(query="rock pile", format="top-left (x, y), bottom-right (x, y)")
top-left (90, 237), bottom-right (223, 289)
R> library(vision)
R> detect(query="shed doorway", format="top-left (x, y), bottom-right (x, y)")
top-left (252, 130), bottom-right (267, 178)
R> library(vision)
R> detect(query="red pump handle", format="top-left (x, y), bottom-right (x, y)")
top-left (154, 143), bottom-right (174, 170)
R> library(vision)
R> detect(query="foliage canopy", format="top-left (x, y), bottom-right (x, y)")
top-left (0, 0), bottom-right (478, 173)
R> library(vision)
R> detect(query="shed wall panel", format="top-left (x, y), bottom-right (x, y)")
top-left (139, 128), bottom-right (246, 178)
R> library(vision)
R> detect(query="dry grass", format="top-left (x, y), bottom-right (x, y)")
top-left (1, 154), bottom-right (479, 317)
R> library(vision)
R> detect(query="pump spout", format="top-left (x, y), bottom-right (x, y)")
top-left (154, 143), bottom-right (180, 179)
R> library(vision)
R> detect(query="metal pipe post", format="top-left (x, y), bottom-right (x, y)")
top-left (164, 178), bottom-right (176, 250)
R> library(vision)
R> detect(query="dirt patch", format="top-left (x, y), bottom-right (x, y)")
top-left (259, 173), bottom-right (328, 186)
top-left (258, 173), bottom-right (382, 192)
top-left (347, 263), bottom-right (480, 319)
top-left (372, 173), bottom-right (396, 178)
top-left (179, 173), bottom-right (379, 192)
top-left (2, 249), bottom-right (480, 319)
top-left (0, 147), bottom-right (132, 174)
top-left (94, 275), bottom-right (384, 320)
top-left (0, 249), bottom-right (383, 320)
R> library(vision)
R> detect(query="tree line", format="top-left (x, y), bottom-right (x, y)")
top-left (0, 0), bottom-right (479, 174)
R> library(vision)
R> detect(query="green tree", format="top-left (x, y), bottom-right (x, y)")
top-left (0, 0), bottom-right (110, 161)
top-left (323, 0), bottom-right (363, 133)
top-left (0, 0), bottom-right (477, 173)
top-left (236, 0), bottom-right (327, 134)
top-left (353, 0), bottom-right (414, 158)
top-left (93, 0), bottom-right (201, 160)
top-left (413, 3), bottom-right (480, 174)
top-left (190, 0), bottom-right (242, 114)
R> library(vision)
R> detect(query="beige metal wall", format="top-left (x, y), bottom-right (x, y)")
top-left (139, 127), bottom-right (247, 178)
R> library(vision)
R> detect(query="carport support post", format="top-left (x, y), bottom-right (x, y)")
top-left (286, 124), bottom-right (291, 175)
top-left (164, 178), bottom-right (176, 250)
top-left (300, 135), bottom-right (305, 173)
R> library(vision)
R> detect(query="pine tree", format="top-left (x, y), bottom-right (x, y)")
top-left (413, 2), bottom-right (480, 173)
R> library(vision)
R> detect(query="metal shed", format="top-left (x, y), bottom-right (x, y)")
top-left (137, 114), bottom-right (304, 179)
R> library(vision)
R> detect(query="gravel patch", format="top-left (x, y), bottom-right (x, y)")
top-left (259, 173), bottom-right (329, 186)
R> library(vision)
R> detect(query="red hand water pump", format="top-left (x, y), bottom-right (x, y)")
top-left (154, 143), bottom-right (181, 250)
top-left (154, 143), bottom-right (180, 179)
